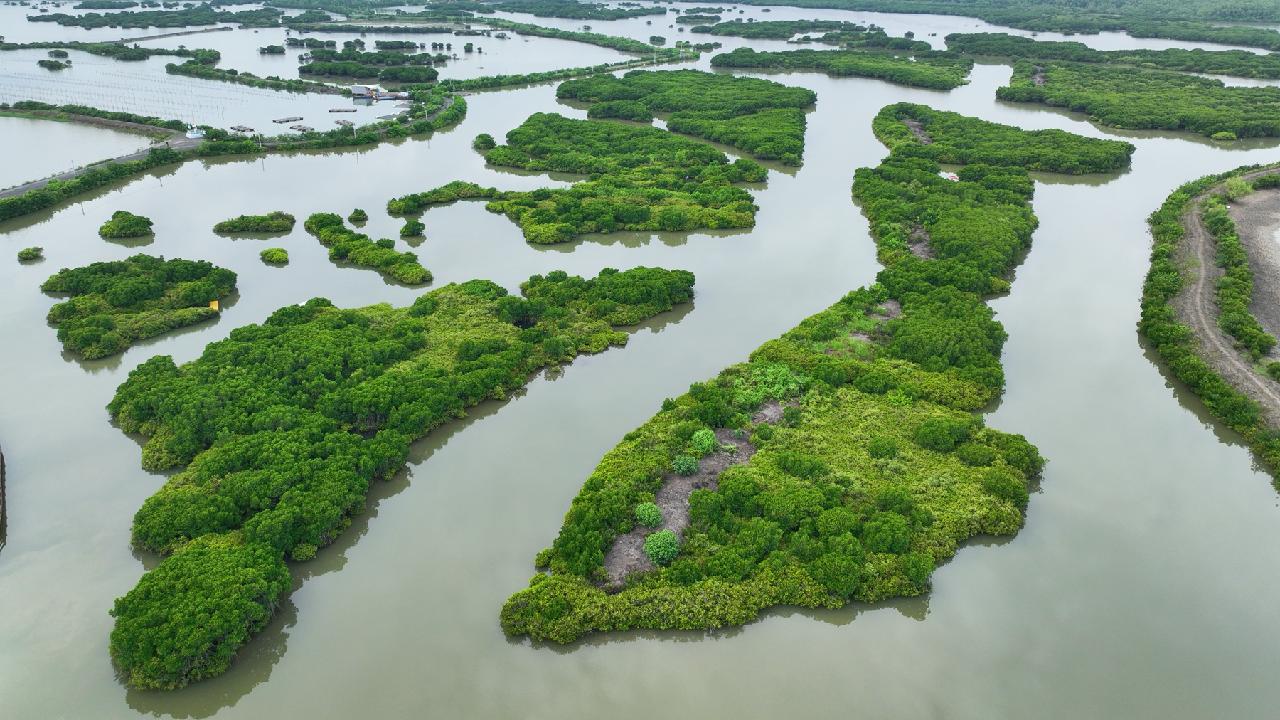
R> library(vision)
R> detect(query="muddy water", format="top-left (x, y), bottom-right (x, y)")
top-left (0, 116), bottom-right (152, 190)
top-left (3, 12), bottom-right (1280, 720)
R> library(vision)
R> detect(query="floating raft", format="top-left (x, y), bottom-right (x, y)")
top-left (230, 125), bottom-right (255, 133)
top-left (329, 107), bottom-right (356, 113)
top-left (335, 119), bottom-right (354, 127)
top-left (272, 116), bottom-right (303, 124)
top-left (289, 124), bottom-right (314, 132)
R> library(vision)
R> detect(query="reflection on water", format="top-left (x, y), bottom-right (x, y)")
top-left (3, 5), bottom-right (1280, 720)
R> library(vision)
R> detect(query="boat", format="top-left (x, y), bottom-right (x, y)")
top-left (335, 119), bottom-right (354, 127)
top-left (273, 116), bottom-right (304, 124)
top-left (184, 125), bottom-right (205, 140)
top-left (230, 125), bottom-right (255, 133)
top-left (289, 124), bottom-right (314, 132)
top-left (329, 107), bottom-right (356, 113)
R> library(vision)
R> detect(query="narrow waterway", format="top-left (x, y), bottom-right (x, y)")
top-left (2, 9), bottom-right (1280, 720)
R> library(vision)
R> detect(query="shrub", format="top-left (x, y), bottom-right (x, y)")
top-left (1211, 131), bottom-right (1239, 142)
top-left (689, 428), bottom-right (717, 456)
top-left (862, 512), bottom-right (910, 554)
top-left (980, 467), bottom-right (1028, 506)
top-left (213, 211), bottom-right (295, 233)
top-left (1223, 177), bottom-right (1253, 200)
top-left (99, 210), bottom-right (153, 238)
top-left (17, 246), bottom-right (43, 262)
top-left (400, 219), bottom-right (425, 237)
top-left (473, 133), bottom-right (496, 151)
top-left (913, 416), bottom-right (971, 452)
top-left (672, 454), bottom-right (699, 476)
top-left (866, 436), bottom-right (898, 459)
top-left (1267, 361), bottom-right (1280, 381)
top-left (634, 501), bottom-right (662, 528)
top-left (643, 529), bottom-right (680, 565)
top-left (260, 247), bottom-right (289, 265)
top-left (348, 208), bottom-right (368, 223)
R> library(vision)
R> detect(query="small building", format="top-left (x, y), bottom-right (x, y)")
top-left (350, 85), bottom-right (373, 98)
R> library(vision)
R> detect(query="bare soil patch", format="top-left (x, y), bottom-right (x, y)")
top-left (902, 118), bottom-right (932, 144)
top-left (908, 224), bottom-right (934, 259)
top-left (1032, 66), bottom-right (1047, 86)
top-left (602, 402), bottom-right (786, 588)
top-left (1172, 169), bottom-right (1280, 426)
top-left (1228, 189), bottom-right (1280, 345)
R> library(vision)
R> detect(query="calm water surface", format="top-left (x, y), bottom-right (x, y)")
top-left (0, 116), bottom-right (152, 189)
top-left (1, 11), bottom-right (1280, 720)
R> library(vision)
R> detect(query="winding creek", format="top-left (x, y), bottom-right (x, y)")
top-left (2, 4), bottom-right (1280, 718)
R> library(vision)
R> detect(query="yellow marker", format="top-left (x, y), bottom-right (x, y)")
top-left (209, 300), bottom-right (220, 311)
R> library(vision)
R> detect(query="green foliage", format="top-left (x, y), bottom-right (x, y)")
top-left (695, 19), bottom-right (928, 51)
top-left (997, 60), bottom-right (1280, 139)
top-left (400, 219), bottom-right (425, 237)
top-left (501, 104), bottom-right (1113, 643)
top-left (492, 0), bottom-right (663, 19)
top-left (390, 112), bottom-right (765, 243)
top-left (643, 529), bottom-right (680, 565)
top-left (711, 47), bottom-right (973, 91)
top-left (558, 70), bottom-right (815, 165)
top-left (634, 501), bottom-right (663, 528)
top-left (473, 133), bottom-right (496, 151)
top-left (40, 254), bottom-right (235, 359)
top-left (98, 210), bottom-right (153, 239)
top-left (672, 455), bottom-right (699, 476)
top-left (109, 534), bottom-right (289, 690)
top-left (690, 428), bottom-right (718, 457)
top-left (260, 248), bottom-right (289, 265)
top-left (348, 208), bottom-right (368, 223)
top-left (947, 32), bottom-right (1280, 80)
top-left (108, 266), bottom-right (696, 684)
top-left (304, 212), bottom-right (431, 284)
top-left (38, 59), bottom-right (70, 71)
top-left (213, 211), bottom-right (295, 234)
top-left (31, 5), bottom-right (282, 28)
top-left (1201, 196), bottom-right (1275, 359)
top-left (17, 246), bottom-right (43, 262)
top-left (0, 146), bottom-right (185, 223)
top-left (1138, 166), bottom-right (1280, 475)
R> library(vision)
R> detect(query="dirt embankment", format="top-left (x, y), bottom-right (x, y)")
top-left (1173, 169), bottom-right (1280, 426)
top-left (1228, 190), bottom-right (1280, 342)
top-left (602, 401), bottom-right (787, 588)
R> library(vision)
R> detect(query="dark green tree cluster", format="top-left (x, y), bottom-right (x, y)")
top-left (28, 4), bottom-right (283, 28)
top-left (388, 112), bottom-right (766, 244)
top-left (947, 33), bottom-right (1280, 79)
top-left (1201, 195), bottom-right (1276, 360)
top-left (871, 101), bottom-right (1134, 173)
top-left (98, 210), bottom-right (154, 239)
top-left (304, 212), bottom-right (430, 284)
top-left (710, 47), bottom-right (973, 91)
top-left (438, 56), bottom-right (687, 93)
top-left (693, 19), bottom-right (929, 51)
top-left (483, 18), bottom-right (690, 59)
top-left (1140, 166), bottom-right (1280, 479)
top-left (1, 41), bottom-right (215, 63)
top-left (286, 37), bottom-right (336, 49)
top-left (997, 60), bottom-right (1280, 140)
top-left (6, 100), bottom-right (187, 132)
top-left (720, 0), bottom-right (1280, 51)
top-left (491, 0), bottom-right (664, 19)
top-left (0, 90), bottom-right (466, 225)
top-left (37, 59), bottom-right (70, 71)
top-left (106, 266), bottom-right (696, 688)
top-left (676, 14), bottom-right (720, 24)
top-left (17, 247), bottom-right (43, 262)
top-left (501, 102), bottom-right (1132, 644)
top-left (41, 254), bottom-right (236, 359)
top-left (556, 69), bottom-right (815, 165)
top-left (76, 0), bottom-right (137, 8)
top-left (213, 211), bottom-right (296, 234)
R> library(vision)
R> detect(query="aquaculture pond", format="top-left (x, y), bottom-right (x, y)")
top-left (0, 116), bottom-right (152, 190)
top-left (2, 7), bottom-right (1280, 720)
